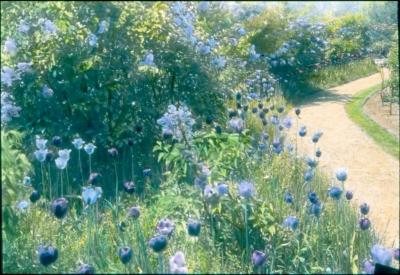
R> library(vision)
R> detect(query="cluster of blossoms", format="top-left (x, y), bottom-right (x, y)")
top-left (170, 2), bottom-right (197, 45)
top-left (86, 19), bottom-right (109, 48)
top-left (1, 92), bottom-right (21, 125)
top-left (157, 104), bottom-right (195, 142)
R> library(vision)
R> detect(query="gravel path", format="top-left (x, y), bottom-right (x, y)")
top-left (290, 70), bottom-right (399, 248)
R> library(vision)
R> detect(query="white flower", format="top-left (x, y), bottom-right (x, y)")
top-left (34, 149), bottom-right (48, 162)
top-left (35, 136), bottom-right (48, 150)
top-left (55, 157), bottom-right (68, 170)
top-left (4, 38), bottom-right (17, 55)
top-left (72, 138), bottom-right (85, 150)
top-left (58, 149), bottom-right (71, 161)
top-left (97, 20), bottom-right (109, 34)
top-left (84, 143), bottom-right (96, 155)
top-left (169, 251), bottom-right (188, 274)
top-left (87, 33), bottom-right (98, 47)
top-left (82, 186), bottom-right (103, 205)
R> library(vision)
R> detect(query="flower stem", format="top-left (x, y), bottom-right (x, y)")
top-left (78, 150), bottom-right (84, 186)
top-left (158, 253), bottom-right (164, 274)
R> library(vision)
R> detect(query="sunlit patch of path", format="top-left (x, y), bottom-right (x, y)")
top-left (290, 69), bottom-right (399, 248)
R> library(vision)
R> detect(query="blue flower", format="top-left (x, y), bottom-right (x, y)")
top-left (308, 192), bottom-right (319, 204)
top-left (371, 245), bottom-right (392, 266)
top-left (204, 185), bottom-right (219, 204)
top-left (41, 19), bottom-right (58, 35)
top-left (249, 45), bottom-right (260, 61)
top-left (97, 20), bottom-right (109, 34)
top-left (306, 156), bottom-right (318, 168)
top-left (87, 33), bottom-right (98, 47)
top-left (284, 192), bottom-right (293, 204)
top-left (238, 27), bottom-right (246, 36)
top-left (35, 136), bottom-right (48, 150)
top-left (127, 206), bottom-right (141, 219)
top-left (198, 43), bottom-right (211, 55)
top-left (304, 169), bottom-right (314, 182)
top-left (51, 197), bottom-right (69, 219)
top-left (198, 1), bottom-right (209, 12)
top-left (363, 259), bottom-right (375, 274)
top-left (229, 37), bottom-right (238, 46)
top-left (77, 263), bottom-right (95, 274)
top-left (283, 215), bottom-right (299, 230)
top-left (359, 217), bottom-right (371, 230)
top-left (143, 168), bottom-right (151, 177)
top-left (216, 183), bottom-right (229, 196)
top-left (18, 20), bottom-right (30, 33)
top-left (187, 219), bottom-right (201, 237)
top-left (82, 186), bottom-right (103, 205)
top-left (211, 56), bottom-right (226, 68)
top-left (238, 181), bottom-right (255, 199)
top-left (157, 105), bottom-right (195, 142)
top-left (312, 130), bottom-right (323, 143)
top-left (345, 191), bottom-right (353, 200)
top-left (4, 38), bottom-right (17, 56)
top-left (283, 117), bottom-right (292, 129)
top-left (315, 148), bottom-right (322, 158)
top-left (55, 157), bottom-right (68, 170)
top-left (42, 85), bottom-right (54, 98)
top-left (72, 138), bottom-right (85, 150)
top-left (298, 126), bottom-right (307, 137)
top-left (38, 244), bottom-right (58, 266)
top-left (360, 203), bottom-right (370, 215)
top-left (34, 149), bottom-right (48, 162)
top-left (149, 235), bottom-right (168, 253)
top-left (335, 168), bottom-right (348, 182)
top-left (84, 143), bottom-right (96, 155)
top-left (310, 202), bottom-right (322, 217)
top-left (118, 246), bottom-right (133, 264)
top-left (328, 186), bottom-right (342, 200)
top-left (228, 117), bottom-right (244, 133)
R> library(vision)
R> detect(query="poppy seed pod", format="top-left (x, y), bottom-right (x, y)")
top-left (127, 138), bottom-right (134, 146)
top-left (143, 169), bottom-right (151, 177)
top-left (258, 102), bottom-right (264, 109)
top-left (277, 106), bottom-right (285, 113)
top-left (259, 112), bottom-right (265, 119)
top-left (127, 206), bottom-right (140, 219)
top-left (118, 246), bottom-right (133, 264)
top-left (215, 125), bottom-right (222, 134)
top-left (52, 136), bottom-right (62, 147)
top-left (187, 220), bottom-right (201, 237)
top-left (123, 181), bottom-right (135, 194)
top-left (162, 129), bottom-right (173, 140)
top-left (205, 115), bottom-right (214, 125)
top-left (51, 197), bottom-right (68, 219)
top-left (295, 108), bottom-right (301, 116)
top-left (316, 148), bottom-right (322, 158)
top-left (360, 203), bottom-right (370, 215)
top-left (77, 263), bottom-right (95, 274)
top-left (45, 151), bottom-right (55, 162)
top-left (243, 105), bottom-right (249, 112)
top-left (118, 221), bottom-right (127, 232)
top-left (262, 119), bottom-right (268, 126)
top-left (88, 173), bottom-right (102, 185)
top-left (270, 105), bottom-right (275, 111)
top-left (237, 102), bottom-right (242, 109)
top-left (284, 192), bottom-right (293, 204)
top-left (345, 191), bottom-right (353, 200)
top-left (236, 92), bottom-right (241, 101)
top-left (38, 245), bottom-right (58, 266)
top-left (359, 217), bottom-right (371, 230)
top-left (262, 108), bottom-right (269, 114)
top-left (252, 107), bottom-right (258, 114)
top-left (149, 235), bottom-right (168, 253)
top-left (30, 190), bottom-right (40, 203)
top-left (252, 250), bottom-right (267, 267)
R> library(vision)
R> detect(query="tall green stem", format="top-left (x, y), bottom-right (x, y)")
top-left (114, 161), bottom-right (119, 216)
top-left (158, 253), bottom-right (164, 274)
top-left (78, 150), bottom-right (84, 185)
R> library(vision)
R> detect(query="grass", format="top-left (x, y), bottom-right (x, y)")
top-left (308, 58), bottom-right (379, 90)
top-left (345, 84), bottom-right (400, 159)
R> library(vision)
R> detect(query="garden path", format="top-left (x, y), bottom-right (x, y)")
top-left (289, 70), bottom-right (399, 248)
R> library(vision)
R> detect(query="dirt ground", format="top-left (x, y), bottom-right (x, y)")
top-left (363, 90), bottom-right (399, 138)
top-left (289, 69), bottom-right (399, 248)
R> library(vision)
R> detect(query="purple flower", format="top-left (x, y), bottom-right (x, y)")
top-left (88, 173), bottom-right (101, 185)
top-left (360, 203), bottom-right (370, 215)
top-left (283, 117), bottom-right (292, 129)
top-left (270, 115), bottom-right (279, 125)
top-left (345, 191), bottom-right (353, 200)
top-left (371, 244), bottom-right (392, 266)
top-left (238, 181), bottom-right (255, 199)
top-left (108, 147), bottom-right (118, 158)
top-left (328, 186), bottom-right (342, 200)
top-left (77, 263), bottom-right (95, 274)
top-left (359, 217), bottom-right (371, 230)
top-left (127, 206), bottom-right (140, 219)
top-left (283, 216), bottom-right (299, 230)
top-left (228, 117), bottom-right (244, 133)
top-left (363, 259), bottom-right (375, 274)
top-left (169, 251), bottom-right (188, 274)
top-left (157, 218), bottom-right (175, 237)
top-left (51, 197), bottom-right (69, 219)
top-left (252, 250), bottom-right (267, 267)
top-left (123, 181), bottom-right (135, 194)
top-left (38, 245), bottom-right (58, 266)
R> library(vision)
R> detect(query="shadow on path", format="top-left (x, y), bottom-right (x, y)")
top-left (294, 88), bottom-right (352, 107)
